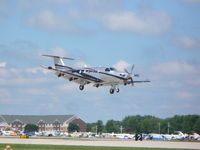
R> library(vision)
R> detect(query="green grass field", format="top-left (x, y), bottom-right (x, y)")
top-left (0, 144), bottom-right (193, 150)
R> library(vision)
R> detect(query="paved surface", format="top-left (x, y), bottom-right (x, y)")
top-left (0, 138), bottom-right (200, 149)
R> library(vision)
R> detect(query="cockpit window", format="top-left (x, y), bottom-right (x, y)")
top-left (110, 67), bottom-right (116, 71)
top-left (105, 68), bottom-right (110, 72)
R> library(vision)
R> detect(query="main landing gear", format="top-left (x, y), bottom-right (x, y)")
top-left (109, 86), bottom-right (120, 94)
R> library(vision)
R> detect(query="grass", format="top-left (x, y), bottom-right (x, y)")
top-left (0, 144), bottom-right (194, 150)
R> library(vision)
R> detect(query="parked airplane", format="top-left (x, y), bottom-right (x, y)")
top-left (41, 55), bottom-right (150, 94)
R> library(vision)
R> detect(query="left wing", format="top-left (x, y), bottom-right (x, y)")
top-left (40, 65), bottom-right (102, 84)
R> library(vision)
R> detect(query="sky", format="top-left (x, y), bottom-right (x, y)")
top-left (0, 0), bottom-right (200, 123)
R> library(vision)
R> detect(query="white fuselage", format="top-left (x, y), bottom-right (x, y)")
top-left (58, 66), bottom-right (127, 86)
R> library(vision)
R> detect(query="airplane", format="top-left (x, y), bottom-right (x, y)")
top-left (41, 55), bottom-right (150, 94)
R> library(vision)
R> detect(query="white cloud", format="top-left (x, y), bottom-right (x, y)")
top-left (0, 77), bottom-right (49, 86)
top-left (27, 10), bottom-right (79, 32)
top-left (174, 37), bottom-right (200, 49)
top-left (176, 91), bottom-right (194, 99)
top-left (75, 61), bottom-right (91, 68)
top-left (181, 0), bottom-right (200, 3)
top-left (49, 0), bottom-right (71, 4)
top-left (0, 0), bottom-right (10, 18)
top-left (100, 10), bottom-right (172, 35)
top-left (0, 62), bottom-right (6, 67)
top-left (186, 79), bottom-right (200, 86)
top-left (60, 82), bottom-right (102, 92)
top-left (26, 67), bottom-right (49, 74)
top-left (20, 0), bottom-right (71, 9)
top-left (0, 88), bottom-right (10, 102)
top-left (113, 60), bottom-right (131, 72)
top-left (152, 61), bottom-right (198, 74)
top-left (18, 88), bottom-right (52, 95)
top-left (50, 47), bottom-right (69, 56)
top-left (24, 1), bottom-right (172, 35)
top-left (61, 82), bottom-right (77, 91)
top-left (0, 68), bottom-right (20, 78)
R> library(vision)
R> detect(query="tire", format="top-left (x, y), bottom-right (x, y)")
top-left (110, 88), bottom-right (114, 94)
top-left (116, 88), bottom-right (120, 93)
top-left (79, 85), bottom-right (84, 90)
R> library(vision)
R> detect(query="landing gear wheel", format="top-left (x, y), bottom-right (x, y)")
top-left (110, 88), bottom-right (114, 94)
top-left (79, 85), bottom-right (84, 91)
top-left (58, 73), bottom-right (62, 77)
top-left (116, 88), bottom-right (120, 93)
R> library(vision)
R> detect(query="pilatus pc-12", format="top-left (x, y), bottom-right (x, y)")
top-left (41, 55), bottom-right (150, 94)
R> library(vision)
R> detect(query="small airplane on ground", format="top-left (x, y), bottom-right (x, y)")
top-left (41, 55), bottom-right (150, 94)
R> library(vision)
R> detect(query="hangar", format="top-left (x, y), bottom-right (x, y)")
top-left (0, 115), bottom-right (86, 132)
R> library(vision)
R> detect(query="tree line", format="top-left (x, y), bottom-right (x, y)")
top-left (87, 115), bottom-right (200, 134)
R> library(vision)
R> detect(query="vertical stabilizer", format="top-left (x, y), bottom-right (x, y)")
top-left (53, 57), bottom-right (65, 66)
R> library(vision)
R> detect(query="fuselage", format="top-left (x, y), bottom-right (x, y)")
top-left (56, 65), bottom-right (128, 86)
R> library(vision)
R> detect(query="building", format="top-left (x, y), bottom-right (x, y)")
top-left (0, 115), bottom-right (86, 132)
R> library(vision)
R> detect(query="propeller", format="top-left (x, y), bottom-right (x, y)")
top-left (124, 64), bottom-right (139, 86)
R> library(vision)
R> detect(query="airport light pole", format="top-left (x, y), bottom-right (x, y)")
top-left (120, 125), bottom-right (123, 134)
top-left (95, 125), bottom-right (98, 135)
top-left (158, 122), bottom-right (160, 134)
top-left (167, 122), bottom-right (170, 134)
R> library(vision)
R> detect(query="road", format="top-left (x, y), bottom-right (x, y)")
top-left (0, 138), bottom-right (200, 149)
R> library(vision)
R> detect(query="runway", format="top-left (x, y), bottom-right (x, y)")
top-left (0, 138), bottom-right (200, 149)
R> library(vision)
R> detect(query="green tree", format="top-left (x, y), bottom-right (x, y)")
top-left (194, 118), bottom-right (200, 134)
top-left (123, 115), bottom-right (142, 133)
top-left (140, 116), bottom-right (161, 133)
top-left (68, 123), bottom-right (79, 132)
top-left (105, 120), bottom-right (121, 133)
top-left (24, 124), bottom-right (39, 133)
top-left (86, 123), bottom-right (96, 132)
top-left (96, 120), bottom-right (104, 134)
top-left (89, 115), bottom-right (200, 134)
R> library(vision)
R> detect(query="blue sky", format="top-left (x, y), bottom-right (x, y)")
top-left (0, 0), bottom-right (200, 123)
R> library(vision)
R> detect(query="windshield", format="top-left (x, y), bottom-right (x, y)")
top-left (110, 67), bottom-right (116, 71)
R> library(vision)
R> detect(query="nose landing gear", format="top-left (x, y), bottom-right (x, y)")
top-left (79, 85), bottom-right (84, 91)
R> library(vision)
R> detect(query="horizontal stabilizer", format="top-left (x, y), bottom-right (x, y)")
top-left (42, 54), bottom-right (74, 60)
top-left (40, 65), bottom-right (51, 70)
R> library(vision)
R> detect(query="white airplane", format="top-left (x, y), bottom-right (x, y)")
top-left (41, 55), bottom-right (150, 94)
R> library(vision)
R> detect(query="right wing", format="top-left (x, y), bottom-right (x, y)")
top-left (126, 80), bottom-right (150, 85)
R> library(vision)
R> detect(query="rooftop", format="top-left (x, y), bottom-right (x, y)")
top-left (0, 115), bottom-right (76, 124)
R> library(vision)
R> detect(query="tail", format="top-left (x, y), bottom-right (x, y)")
top-left (42, 54), bottom-right (74, 69)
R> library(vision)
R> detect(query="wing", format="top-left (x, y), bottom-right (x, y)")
top-left (127, 80), bottom-right (150, 85)
top-left (41, 65), bottom-right (102, 85)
